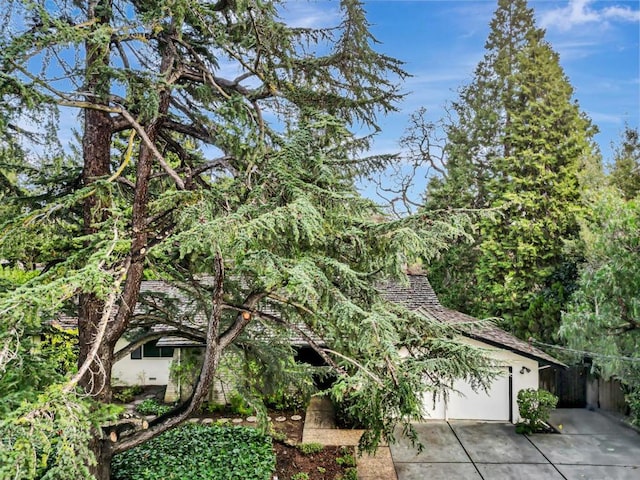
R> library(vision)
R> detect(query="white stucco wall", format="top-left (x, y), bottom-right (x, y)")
top-left (112, 338), bottom-right (175, 386)
top-left (419, 337), bottom-right (540, 423)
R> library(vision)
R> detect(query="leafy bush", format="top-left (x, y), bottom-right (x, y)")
top-left (112, 424), bottom-right (275, 480)
top-left (113, 385), bottom-right (143, 403)
top-left (202, 400), bottom-right (226, 414)
top-left (297, 443), bottom-right (324, 455)
top-left (229, 392), bottom-right (253, 416)
top-left (134, 398), bottom-right (172, 416)
top-left (516, 388), bottom-right (558, 434)
top-left (626, 388), bottom-right (640, 427)
top-left (263, 388), bottom-right (308, 412)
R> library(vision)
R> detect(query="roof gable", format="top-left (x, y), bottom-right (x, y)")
top-left (378, 274), bottom-right (565, 367)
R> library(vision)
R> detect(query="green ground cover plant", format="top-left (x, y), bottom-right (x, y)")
top-left (297, 443), bottom-right (324, 455)
top-left (134, 399), bottom-right (172, 416)
top-left (111, 424), bottom-right (275, 480)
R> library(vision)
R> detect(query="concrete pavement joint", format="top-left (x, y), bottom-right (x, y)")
top-left (447, 421), bottom-right (485, 480)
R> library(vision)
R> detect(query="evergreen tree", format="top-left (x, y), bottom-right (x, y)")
top-left (425, 0), bottom-right (596, 341)
top-left (0, 2), bottom-right (495, 478)
top-left (609, 125), bottom-right (640, 200)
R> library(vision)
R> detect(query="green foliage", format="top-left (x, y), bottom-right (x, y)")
top-left (424, 0), bottom-right (596, 341)
top-left (229, 392), bottom-right (254, 417)
top-left (111, 424), bottom-right (275, 480)
top-left (515, 388), bottom-right (558, 434)
top-left (203, 401), bottom-right (226, 414)
top-left (263, 388), bottom-right (308, 413)
top-left (268, 425), bottom-right (287, 443)
top-left (341, 467), bottom-right (358, 480)
top-left (113, 386), bottom-right (144, 403)
top-left (135, 399), bottom-right (172, 416)
top-left (609, 126), bottom-right (640, 201)
top-left (0, 266), bottom-right (39, 292)
top-left (0, 327), bottom-right (77, 417)
top-left (0, 386), bottom-right (120, 480)
top-left (0, 0), bottom-right (499, 476)
top-left (560, 188), bottom-right (640, 418)
top-left (335, 451), bottom-right (356, 467)
top-left (626, 388), bottom-right (640, 427)
top-left (298, 443), bottom-right (324, 455)
top-left (291, 473), bottom-right (309, 480)
top-left (168, 348), bottom-right (202, 399)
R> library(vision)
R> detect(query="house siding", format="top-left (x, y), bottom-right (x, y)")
top-left (112, 338), bottom-right (174, 386)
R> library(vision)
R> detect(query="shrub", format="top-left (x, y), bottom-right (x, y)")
top-left (264, 388), bottom-right (308, 412)
top-left (203, 401), bottom-right (226, 414)
top-left (516, 388), bottom-right (558, 434)
top-left (229, 392), bottom-right (253, 416)
top-left (291, 473), bottom-right (309, 480)
top-left (113, 385), bottom-right (143, 403)
top-left (297, 442), bottom-right (324, 455)
top-left (626, 388), bottom-right (640, 427)
top-left (111, 424), bottom-right (275, 480)
top-left (135, 398), bottom-right (172, 416)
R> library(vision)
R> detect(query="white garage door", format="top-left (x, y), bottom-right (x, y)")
top-left (446, 367), bottom-right (511, 421)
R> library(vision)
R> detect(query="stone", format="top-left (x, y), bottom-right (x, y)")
top-left (232, 418), bottom-right (243, 424)
top-left (275, 416), bottom-right (287, 422)
top-left (290, 415), bottom-right (302, 421)
top-left (202, 418), bottom-right (213, 424)
top-left (246, 416), bottom-right (257, 423)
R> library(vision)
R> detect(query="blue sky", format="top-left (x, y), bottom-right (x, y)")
top-left (284, 0), bottom-right (640, 206)
top-left (19, 0), bottom-right (637, 208)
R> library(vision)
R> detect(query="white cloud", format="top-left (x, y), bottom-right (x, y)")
top-left (278, 2), bottom-right (340, 29)
top-left (540, 0), bottom-right (640, 31)
top-left (588, 111), bottom-right (626, 125)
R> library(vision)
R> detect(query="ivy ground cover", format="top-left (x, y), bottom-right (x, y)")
top-left (111, 424), bottom-right (275, 480)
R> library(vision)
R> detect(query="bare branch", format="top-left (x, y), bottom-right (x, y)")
top-left (116, 108), bottom-right (186, 190)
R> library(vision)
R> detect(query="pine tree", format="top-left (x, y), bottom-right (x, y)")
top-left (0, 2), bottom-right (495, 478)
top-left (425, 0), bottom-right (597, 341)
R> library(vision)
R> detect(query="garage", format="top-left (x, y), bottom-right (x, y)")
top-left (379, 274), bottom-right (565, 423)
top-left (447, 367), bottom-right (511, 421)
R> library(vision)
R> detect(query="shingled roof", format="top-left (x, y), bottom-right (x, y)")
top-left (377, 274), bottom-right (564, 367)
top-left (54, 275), bottom-right (563, 366)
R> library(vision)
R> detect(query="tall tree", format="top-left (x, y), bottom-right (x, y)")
top-left (609, 125), bottom-right (640, 201)
top-left (0, 1), bottom-right (494, 479)
top-left (425, 0), bottom-right (596, 341)
top-left (560, 188), bottom-right (640, 422)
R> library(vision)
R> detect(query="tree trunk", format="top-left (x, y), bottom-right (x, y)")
top-left (91, 436), bottom-right (113, 480)
top-left (81, 1), bottom-right (115, 477)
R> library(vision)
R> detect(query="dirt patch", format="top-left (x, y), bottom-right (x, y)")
top-left (273, 443), bottom-right (356, 480)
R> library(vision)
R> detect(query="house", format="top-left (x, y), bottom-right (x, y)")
top-left (378, 275), bottom-right (565, 423)
top-left (106, 275), bottom-right (563, 422)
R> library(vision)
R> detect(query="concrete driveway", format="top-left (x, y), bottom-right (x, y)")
top-left (390, 409), bottom-right (640, 480)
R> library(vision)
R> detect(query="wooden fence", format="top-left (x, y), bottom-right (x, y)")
top-left (540, 365), bottom-right (629, 415)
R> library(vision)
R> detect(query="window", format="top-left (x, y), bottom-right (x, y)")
top-left (130, 341), bottom-right (174, 359)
